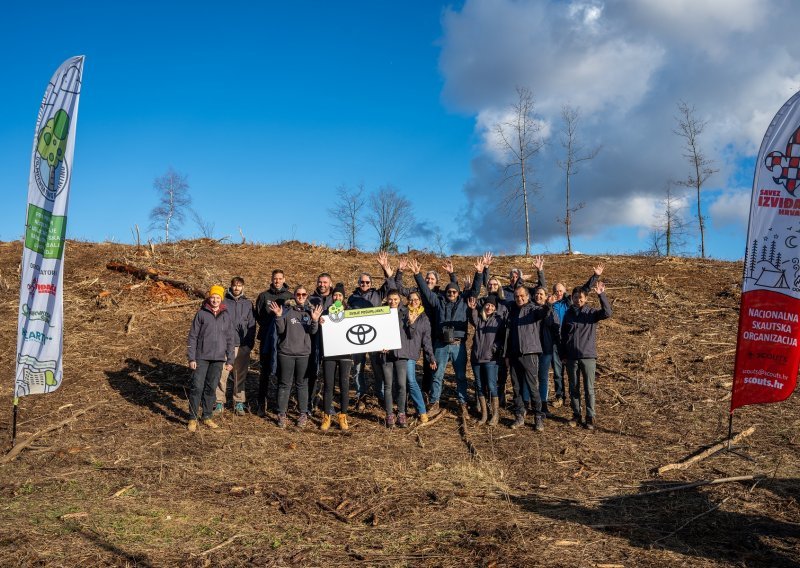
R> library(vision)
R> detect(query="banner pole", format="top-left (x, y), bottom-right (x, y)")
top-left (11, 396), bottom-right (19, 447)
top-left (727, 411), bottom-right (734, 451)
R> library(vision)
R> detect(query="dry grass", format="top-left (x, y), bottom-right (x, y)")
top-left (0, 240), bottom-right (797, 567)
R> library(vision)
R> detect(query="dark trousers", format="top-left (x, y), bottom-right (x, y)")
top-left (551, 349), bottom-right (566, 400)
top-left (323, 358), bottom-right (353, 415)
top-left (509, 354), bottom-right (542, 417)
top-left (258, 349), bottom-right (279, 410)
top-left (497, 358), bottom-right (509, 404)
top-left (277, 354), bottom-right (309, 415)
top-left (189, 360), bottom-right (224, 420)
top-left (566, 358), bottom-right (597, 419)
top-left (382, 356), bottom-right (408, 415)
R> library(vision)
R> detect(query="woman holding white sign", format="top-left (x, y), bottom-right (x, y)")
top-left (318, 283), bottom-right (354, 431)
top-left (269, 287), bottom-right (323, 429)
top-left (380, 290), bottom-right (437, 427)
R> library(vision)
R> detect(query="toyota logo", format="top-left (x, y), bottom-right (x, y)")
top-left (346, 324), bottom-right (377, 346)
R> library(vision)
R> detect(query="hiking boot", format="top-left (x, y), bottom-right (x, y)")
top-left (419, 413), bottom-right (429, 424)
top-left (477, 397), bottom-right (488, 426)
top-left (202, 418), bottom-right (220, 430)
top-left (320, 413), bottom-right (332, 432)
top-left (541, 402), bottom-right (550, 417)
top-left (234, 403), bottom-right (245, 416)
top-left (568, 415), bottom-right (580, 428)
top-left (213, 402), bottom-right (224, 416)
top-left (256, 405), bottom-right (267, 418)
top-left (552, 398), bottom-right (564, 409)
top-left (586, 416), bottom-right (595, 431)
top-left (187, 419), bottom-right (198, 432)
top-left (428, 401), bottom-right (440, 417)
top-left (534, 414), bottom-right (545, 432)
top-left (386, 413), bottom-right (396, 428)
top-left (296, 413), bottom-right (308, 428)
top-left (397, 413), bottom-right (408, 428)
top-left (510, 413), bottom-right (525, 429)
top-left (337, 413), bottom-right (349, 431)
top-left (276, 413), bottom-right (287, 429)
top-left (488, 397), bottom-right (499, 427)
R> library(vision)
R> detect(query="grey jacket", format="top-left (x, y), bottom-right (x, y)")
top-left (386, 307), bottom-right (435, 362)
top-left (507, 301), bottom-right (553, 356)
top-left (275, 300), bottom-right (319, 357)
top-left (559, 292), bottom-right (612, 359)
top-left (188, 301), bottom-right (235, 364)
top-left (224, 290), bottom-right (256, 348)
top-left (468, 307), bottom-right (507, 364)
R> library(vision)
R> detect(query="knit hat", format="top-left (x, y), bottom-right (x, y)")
top-left (444, 282), bottom-right (459, 293)
top-left (484, 294), bottom-right (498, 307)
top-left (209, 285), bottom-right (225, 299)
top-left (333, 282), bottom-right (346, 296)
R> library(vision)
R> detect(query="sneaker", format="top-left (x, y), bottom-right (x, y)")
top-left (534, 414), bottom-right (545, 432)
top-left (386, 413), bottom-right (396, 428)
top-left (277, 413), bottom-right (287, 429)
top-left (234, 403), bottom-right (245, 416)
top-left (187, 419), bottom-right (198, 432)
top-left (552, 398), bottom-right (564, 409)
top-left (320, 414), bottom-right (332, 432)
top-left (397, 413), bottom-right (407, 428)
top-left (568, 416), bottom-right (580, 428)
top-left (510, 414), bottom-right (525, 429)
top-left (337, 413), bottom-right (349, 430)
top-left (297, 413), bottom-right (308, 428)
top-left (202, 418), bottom-right (220, 430)
top-left (419, 413), bottom-right (429, 424)
top-left (586, 417), bottom-right (595, 431)
top-left (213, 402), bottom-right (224, 416)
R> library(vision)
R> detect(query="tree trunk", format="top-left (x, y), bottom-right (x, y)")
top-left (565, 166), bottom-right (572, 253)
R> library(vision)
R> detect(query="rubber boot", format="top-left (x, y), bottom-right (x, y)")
top-left (477, 397), bottom-right (488, 426)
top-left (488, 397), bottom-right (499, 427)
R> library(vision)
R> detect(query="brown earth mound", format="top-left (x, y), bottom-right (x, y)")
top-left (0, 240), bottom-right (797, 567)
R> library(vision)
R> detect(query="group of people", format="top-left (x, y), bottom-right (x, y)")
top-left (185, 253), bottom-right (612, 434)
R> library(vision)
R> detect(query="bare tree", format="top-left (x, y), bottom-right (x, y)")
top-left (327, 183), bottom-right (366, 250)
top-left (557, 104), bottom-right (601, 253)
top-left (673, 101), bottom-right (718, 258)
top-left (366, 185), bottom-right (415, 252)
top-left (494, 86), bottom-right (544, 256)
top-left (149, 168), bottom-right (191, 242)
top-left (189, 208), bottom-right (215, 238)
top-left (650, 182), bottom-right (688, 257)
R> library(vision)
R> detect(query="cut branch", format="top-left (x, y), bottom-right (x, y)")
top-left (106, 261), bottom-right (206, 299)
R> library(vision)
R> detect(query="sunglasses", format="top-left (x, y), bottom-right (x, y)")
top-left (295, 293), bottom-right (308, 297)
top-left (359, 281), bottom-right (371, 285)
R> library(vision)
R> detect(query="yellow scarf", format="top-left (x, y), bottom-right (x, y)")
top-left (407, 304), bottom-right (425, 324)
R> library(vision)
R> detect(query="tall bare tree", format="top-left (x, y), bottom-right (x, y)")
top-left (673, 101), bottom-right (718, 258)
top-left (650, 182), bottom-right (688, 257)
top-left (327, 183), bottom-right (366, 250)
top-left (366, 185), bottom-right (415, 252)
top-left (149, 168), bottom-right (191, 242)
top-left (557, 104), bottom-right (601, 253)
top-left (494, 86), bottom-right (544, 256)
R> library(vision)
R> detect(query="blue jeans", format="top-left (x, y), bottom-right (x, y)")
top-left (472, 362), bottom-right (498, 398)
top-left (538, 352), bottom-right (552, 403)
top-left (432, 341), bottom-right (468, 405)
top-left (406, 359), bottom-right (427, 414)
top-left (189, 360), bottom-right (224, 420)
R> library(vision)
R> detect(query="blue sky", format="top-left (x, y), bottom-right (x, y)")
top-left (2, 1), bottom-right (798, 260)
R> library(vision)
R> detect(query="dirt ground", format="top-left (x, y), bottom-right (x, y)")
top-left (0, 239), bottom-right (797, 567)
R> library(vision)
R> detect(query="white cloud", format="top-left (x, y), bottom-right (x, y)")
top-left (709, 190), bottom-right (751, 229)
top-left (439, 0), bottom-right (800, 256)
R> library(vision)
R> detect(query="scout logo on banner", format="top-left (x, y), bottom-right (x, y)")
top-left (321, 305), bottom-right (402, 358)
top-left (732, 90), bottom-right (800, 411)
top-left (15, 56), bottom-right (84, 398)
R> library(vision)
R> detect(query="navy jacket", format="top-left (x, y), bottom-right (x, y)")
top-left (559, 292), bottom-right (612, 359)
top-left (224, 290), bottom-right (256, 348)
top-left (468, 307), bottom-right (507, 364)
top-left (254, 284), bottom-right (293, 344)
top-left (507, 301), bottom-right (552, 356)
top-left (385, 306), bottom-right (436, 361)
top-left (188, 301), bottom-right (235, 364)
top-left (414, 271), bottom-right (482, 342)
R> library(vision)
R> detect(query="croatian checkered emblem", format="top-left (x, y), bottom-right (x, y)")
top-left (766, 125), bottom-right (800, 195)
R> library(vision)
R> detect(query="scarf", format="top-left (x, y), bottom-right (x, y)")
top-left (407, 304), bottom-right (425, 324)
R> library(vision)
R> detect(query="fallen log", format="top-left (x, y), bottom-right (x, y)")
top-left (106, 261), bottom-right (206, 299)
top-left (655, 426), bottom-right (756, 475)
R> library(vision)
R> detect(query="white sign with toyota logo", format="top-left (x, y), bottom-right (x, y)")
top-left (321, 306), bottom-right (401, 357)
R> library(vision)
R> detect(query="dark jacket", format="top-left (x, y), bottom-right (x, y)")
top-left (499, 268), bottom-right (546, 301)
top-left (391, 270), bottom-right (458, 298)
top-left (414, 271), bottom-right (482, 342)
top-left (385, 306), bottom-right (436, 361)
top-left (188, 301), bottom-right (235, 364)
top-left (254, 283), bottom-right (293, 343)
top-left (559, 292), bottom-right (612, 360)
top-left (275, 300), bottom-right (319, 357)
top-left (224, 290), bottom-right (256, 348)
top-left (309, 290), bottom-right (336, 370)
top-left (468, 307), bottom-right (506, 364)
top-left (347, 279), bottom-right (391, 309)
top-left (507, 301), bottom-right (553, 356)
